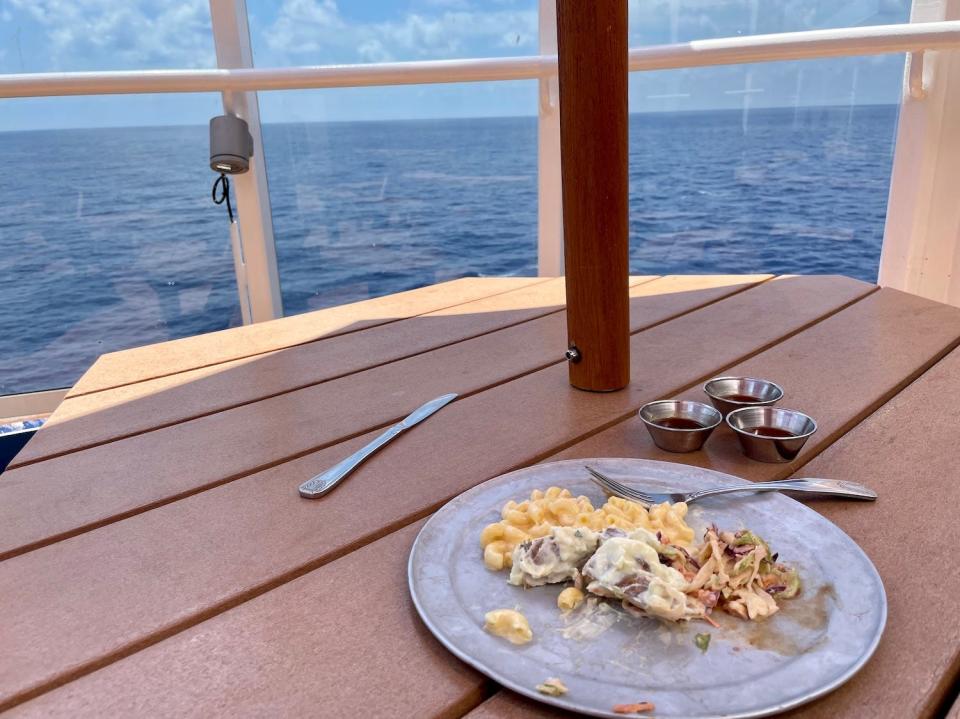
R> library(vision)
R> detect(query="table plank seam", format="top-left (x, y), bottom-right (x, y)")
top-left (13, 275), bottom-right (760, 470)
top-left (15, 278), bottom-right (657, 470)
top-left (787, 336), bottom-right (960, 719)
top-left (444, 687), bottom-right (498, 719)
top-left (936, 672), bottom-right (960, 719)
top-left (3, 325), bottom-right (614, 560)
top-left (0, 282), bottom-right (876, 710)
top-left (0, 490), bottom-right (458, 713)
top-left (787, 331), bottom-right (960, 480)
top-left (64, 278), bottom-right (559, 401)
top-left (0, 278), bottom-right (774, 562)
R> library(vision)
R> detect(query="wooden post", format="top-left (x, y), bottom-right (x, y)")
top-left (556, 0), bottom-right (630, 392)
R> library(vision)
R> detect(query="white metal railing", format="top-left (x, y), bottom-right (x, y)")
top-left (880, 0), bottom-right (960, 305)
top-left (537, 0), bottom-right (563, 277)
top-left (210, 0), bottom-right (283, 323)
top-left (4, 9), bottom-right (960, 414)
top-left (2, 22), bottom-right (959, 98)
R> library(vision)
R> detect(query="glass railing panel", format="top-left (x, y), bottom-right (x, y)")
top-left (0, 94), bottom-right (239, 396)
top-left (628, 0), bottom-right (911, 43)
top-left (259, 87), bottom-right (538, 314)
top-left (626, 0), bottom-right (909, 282)
top-left (627, 84), bottom-right (900, 281)
top-left (249, 2), bottom-right (539, 315)
top-left (0, 2), bottom-right (216, 73)
top-left (249, 1), bottom-right (538, 65)
top-left (0, 4), bottom-right (245, 396)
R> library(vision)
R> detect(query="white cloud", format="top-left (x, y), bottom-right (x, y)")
top-left (421, 0), bottom-right (472, 8)
top-left (263, 0), bottom-right (537, 64)
top-left (626, 0), bottom-right (909, 45)
top-left (4, 0), bottom-right (909, 76)
top-left (4, 0), bottom-right (214, 70)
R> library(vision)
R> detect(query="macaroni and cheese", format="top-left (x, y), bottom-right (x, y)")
top-left (480, 486), bottom-right (694, 571)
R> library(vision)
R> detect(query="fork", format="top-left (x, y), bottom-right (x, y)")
top-left (585, 465), bottom-right (877, 506)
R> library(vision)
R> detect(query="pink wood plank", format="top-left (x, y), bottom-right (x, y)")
top-left (0, 275), bottom-right (770, 560)
top-left (770, 353), bottom-right (960, 718)
top-left (0, 276), bottom-right (870, 710)
top-left (6, 523), bottom-right (489, 719)
top-left (14, 276), bottom-right (652, 467)
top-left (67, 277), bottom-right (545, 398)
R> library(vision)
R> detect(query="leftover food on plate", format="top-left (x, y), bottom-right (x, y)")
top-left (480, 487), bottom-right (694, 571)
top-left (694, 632), bottom-right (711, 652)
top-left (482, 487), bottom-right (802, 627)
top-left (536, 678), bottom-right (569, 696)
top-left (509, 526), bottom-right (599, 587)
top-left (483, 608), bottom-right (533, 644)
top-left (582, 529), bottom-right (704, 622)
top-left (557, 586), bottom-right (585, 611)
top-left (612, 701), bottom-right (656, 715)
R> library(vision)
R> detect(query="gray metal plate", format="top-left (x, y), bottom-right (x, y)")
top-left (408, 459), bottom-right (886, 718)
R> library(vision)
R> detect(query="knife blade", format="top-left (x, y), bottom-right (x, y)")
top-left (298, 392), bottom-right (458, 499)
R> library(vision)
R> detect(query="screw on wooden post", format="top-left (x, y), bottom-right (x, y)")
top-left (556, 0), bottom-right (630, 392)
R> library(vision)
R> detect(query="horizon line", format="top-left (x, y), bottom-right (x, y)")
top-left (0, 101), bottom-right (899, 134)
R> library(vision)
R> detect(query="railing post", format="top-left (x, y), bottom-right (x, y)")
top-left (879, 0), bottom-right (960, 306)
top-left (537, 0), bottom-right (563, 277)
top-left (209, 0), bottom-right (283, 323)
top-left (556, 0), bottom-right (631, 392)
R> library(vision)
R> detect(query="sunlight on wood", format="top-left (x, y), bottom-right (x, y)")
top-left (68, 277), bottom-right (542, 398)
top-left (14, 274), bottom-right (776, 469)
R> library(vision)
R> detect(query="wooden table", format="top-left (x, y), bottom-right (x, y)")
top-left (2, 275), bottom-right (959, 718)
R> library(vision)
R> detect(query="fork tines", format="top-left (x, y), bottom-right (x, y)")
top-left (585, 465), bottom-right (654, 505)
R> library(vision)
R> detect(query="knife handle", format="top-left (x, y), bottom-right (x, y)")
top-left (299, 423), bottom-right (404, 499)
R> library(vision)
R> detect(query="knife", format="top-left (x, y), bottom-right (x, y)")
top-left (299, 392), bottom-right (458, 499)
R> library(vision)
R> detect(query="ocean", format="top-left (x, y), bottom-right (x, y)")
top-left (0, 104), bottom-right (898, 395)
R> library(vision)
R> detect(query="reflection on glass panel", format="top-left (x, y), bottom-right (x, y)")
top-left (260, 83), bottom-right (538, 315)
top-left (629, 0), bottom-right (911, 43)
top-left (628, 89), bottom-right (899, 280)
top-left (627, 0), bottom-right (911, 281)
top-left (0, 1), bottom-right (215, 73)
top-left (248, 2), bottom-right (541, 314)
top-left (0, 3), bottom-right (234, 395)
top-left (0, 95), bottom-right (239, 395)
top-left (248, 0), bottom-right (538, 66)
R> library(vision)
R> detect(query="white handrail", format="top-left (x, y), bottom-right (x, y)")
top-left (0, 56), bottom-right (547, 98)
top-left (1, 22), bottom-right (959, 98)
top-left (629, 21), bottom-right (960, 69)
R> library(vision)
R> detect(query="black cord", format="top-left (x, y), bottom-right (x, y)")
top-left (212, 172), bottom-right (234, 223)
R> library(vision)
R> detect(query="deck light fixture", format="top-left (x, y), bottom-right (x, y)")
top-left (209, 114), bottom-right (253, 175)
top-left (208, 114), bottom-right (254, 224)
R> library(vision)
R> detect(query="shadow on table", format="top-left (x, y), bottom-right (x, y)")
top-left (6, 275), bottom-right (774, 473)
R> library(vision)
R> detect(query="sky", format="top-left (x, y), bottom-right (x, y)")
top-left (0, 0), bottom-right (912, 130)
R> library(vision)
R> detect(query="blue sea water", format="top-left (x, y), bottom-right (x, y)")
top-left (0, 105), bottom-right (898, 394)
